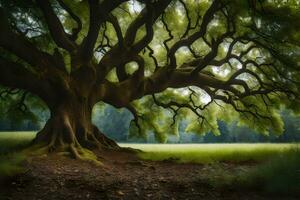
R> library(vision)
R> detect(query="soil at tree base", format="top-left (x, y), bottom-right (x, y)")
top-left (0, 150), bottom-right (298, 200)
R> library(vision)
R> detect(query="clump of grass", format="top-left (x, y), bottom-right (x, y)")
top-left (201, 147), bottom-right (300, 196)
top-left (0, 132), bottom-right (36, 154)
top-left (0, 153), bottom-right (26, 179)
top-left (0, 132), bottom-right (35, 179)
top-left (241, 147), bottom-right (300, 195)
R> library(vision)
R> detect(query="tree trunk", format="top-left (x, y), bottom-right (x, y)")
top-left (32, 98), bottom-right (119, 159)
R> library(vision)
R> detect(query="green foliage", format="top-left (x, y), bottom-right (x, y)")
top-left (1, 0), bottom-right (300, 143)
top-left (0, 87), bottom-right (48, 129)
top-left (129, 96), bottom-right (174, 142)
top-left (92, 104), bottom-right (132, 141)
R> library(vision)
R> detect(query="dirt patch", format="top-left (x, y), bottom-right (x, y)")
top-left (0, 150), bottom-right (297, 200)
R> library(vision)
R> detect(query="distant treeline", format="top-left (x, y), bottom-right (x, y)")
top-left (1, 105), bottom-right (300, 143)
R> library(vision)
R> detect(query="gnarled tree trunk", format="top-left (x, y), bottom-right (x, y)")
top-left (32, 96), bottom-right (119, 159)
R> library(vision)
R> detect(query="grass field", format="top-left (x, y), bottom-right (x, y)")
top-left (0, 131), bottom-right (36, 154)
top-left (0, 132), bottom-right (36, 177)
top-left (120, 143), bottom-right (298, 163)
top-left (121, 143), bottom-right (300, 195)
top-left (0, 132), bottom-right (300, 195)
top-left (0, 131), bottom-right (298, 163)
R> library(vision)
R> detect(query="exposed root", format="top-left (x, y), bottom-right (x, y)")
top-left (119, 146), bottom-right (142, 153)
top-left (69, 144), bottom-right (103, 166)
top-left (93, 126), bottom-right (119, 150)
top-left (22, 143), bottom-right (103, 166)
top-left (29, 110), bottom-right (121, 165)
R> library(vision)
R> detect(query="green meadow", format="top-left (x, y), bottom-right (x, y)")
top-left (120, 143), bottom-right (300, 195)
top-left (0, 132), bottom-right (36, 177)
top-left (120, 143), bottom-right (298, 164)
top-left (0, 131), bottom-right (36, 153)
top-left (1, 132), bottom-right (300, 195)
top-left (0, 131), bottom-right (297, 164)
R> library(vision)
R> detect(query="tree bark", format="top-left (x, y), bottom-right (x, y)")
top-left (32, 97), bottom-right (119, 159)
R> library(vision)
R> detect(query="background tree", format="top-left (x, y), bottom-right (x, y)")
top-left (0, 0), bottom-right (299, 159)
top-left (92, 104), bottom-right (132, 142)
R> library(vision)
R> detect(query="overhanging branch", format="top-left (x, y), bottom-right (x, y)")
top-left (36, 0), bottom-right (77, 52)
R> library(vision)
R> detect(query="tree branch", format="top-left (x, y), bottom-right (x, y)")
top-left (80, 0), bottom-right (128, 62)
top-left (36, 0), bottom-right (77, 52)
top-left (57, 0), bottom-right (82, 41)
top-left (0, 8), bottom-right (57, 71)
top-left (0, 56), bottom-right (55, 102)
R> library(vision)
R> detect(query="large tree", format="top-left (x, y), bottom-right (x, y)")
top-left (0, 0), bottom-right (300, 159)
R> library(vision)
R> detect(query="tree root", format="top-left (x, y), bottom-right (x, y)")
top-left (22, 142), bottom-right (103, 166)
top-left (28, 113), bottom-right (122, 165)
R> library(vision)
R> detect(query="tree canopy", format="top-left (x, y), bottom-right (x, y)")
top-left (0, 0), bottom-right (300, 147)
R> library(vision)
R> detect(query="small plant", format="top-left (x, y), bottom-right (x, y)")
top-left (0, 153), bottom-right (26, 179)
top-left (0, 132), bottom-right (33, 180)
top-left (243, 147), bottom-right (300, 195)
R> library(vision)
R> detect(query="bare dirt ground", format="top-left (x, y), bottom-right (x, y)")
top-left (0, 150), bottom-right (298, 200)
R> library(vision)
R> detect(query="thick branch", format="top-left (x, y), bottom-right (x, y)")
top-left (168, 0), bottom-right (222, 68)
top-left (80, 0), bottom-right (127, 61)
top-left (97, 0), bottom-right (171, 82)
top-left (57, 0), bottom-right (82, 41)
top-left (0, 8), bottom-right (56, 71)
top-left (36, 0), bottom-right (77, 52)
top-left (0, 57), bottom-right (55, 103)
top-left (107, 14), bottom-right (124, 47)
top-left (124, 0), bottom-right (171, 47)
